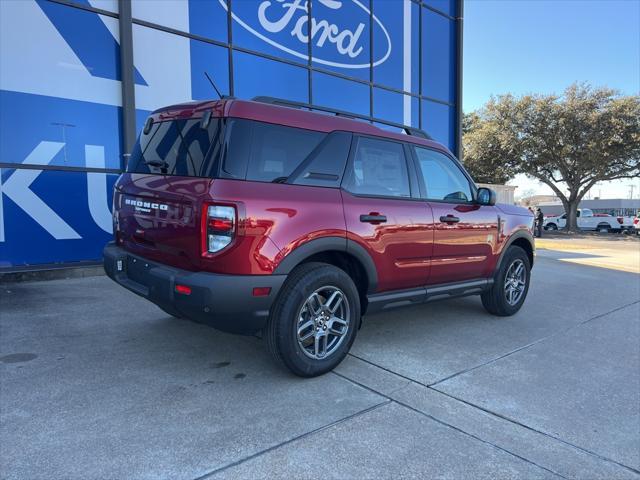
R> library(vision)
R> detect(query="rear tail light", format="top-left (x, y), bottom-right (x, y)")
top-left (202, 203), bottom-right (236, 255)
top-left (634, 218), bottom-right (639, 225)
top-left (175, 284), bottom-right (192, 295)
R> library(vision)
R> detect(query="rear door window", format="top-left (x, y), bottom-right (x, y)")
top-left (222, 119), bottom-right (326, 182)
top-left (342, 137), bottom-right (411, 198)
top-left (127, 118), bottom-right (223, 177)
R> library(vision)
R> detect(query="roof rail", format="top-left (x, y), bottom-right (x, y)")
top-left (251, 96), bottom-right (432, 140)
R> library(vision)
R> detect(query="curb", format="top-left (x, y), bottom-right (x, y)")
top-left (0, 265), bottom-right (105, 284)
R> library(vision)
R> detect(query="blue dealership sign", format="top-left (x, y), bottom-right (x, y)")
top-left (0, 0), bottom-right (458, 268)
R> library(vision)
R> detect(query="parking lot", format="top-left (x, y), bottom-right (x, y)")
top-left (1, 238), bottom-right (639, 479)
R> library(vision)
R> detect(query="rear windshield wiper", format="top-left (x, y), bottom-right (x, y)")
top-left (145, 159), bottom-right (169, 169)
top-left (272, 176), bottom-right (288, 184)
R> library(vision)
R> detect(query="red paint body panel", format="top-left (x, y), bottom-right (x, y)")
top-left (207, 179), bottom-right (346, 275)
top-left (428, 202), bottom-right (499, 284)
top-left (342, 191), bottom-right (434, 292)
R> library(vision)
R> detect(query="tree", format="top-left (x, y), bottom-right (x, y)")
top-left (462, 84), bottom-right (640, 231)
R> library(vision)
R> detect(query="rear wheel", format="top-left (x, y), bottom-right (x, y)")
top-left (597, 223), bottom-right (610, 233)
top-left (545, 223), bottom-right (557, 231)
top-left (481, 246), bottom-right (531, 316)
top-left (265, 262), bottom-right (360, 377)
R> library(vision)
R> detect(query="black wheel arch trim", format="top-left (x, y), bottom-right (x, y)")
top-left (496, 230), bottom-right (535, 272)
top-left (273, 236), bottom-right (378, 293)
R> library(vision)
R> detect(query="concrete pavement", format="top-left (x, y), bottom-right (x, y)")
top-left (1, 247), bottom-right (639, 479)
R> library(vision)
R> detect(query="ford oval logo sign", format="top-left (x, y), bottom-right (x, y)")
top-left (218, 0), bottom-right (391, 69)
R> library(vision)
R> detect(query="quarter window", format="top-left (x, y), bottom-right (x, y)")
top-left (414, 147), bottom-right (472, 202)
top-left (223, 119), bottom-right (325, 182)
top-left (343, 137), bottom-right (411, 198)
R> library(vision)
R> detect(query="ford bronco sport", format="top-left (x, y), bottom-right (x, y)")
top-left (104, 97), bottom-right (535, 377)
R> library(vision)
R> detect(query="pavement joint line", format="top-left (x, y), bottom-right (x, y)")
top-left (347, 352), bottom-right (433, 389)
top-left (192, 399), bottom-right (391, 480)
top-left (331, 371), bottom-right (568, 480)
top-left (428, 299), bottom-right (640, 388)
top-left (429, 387), bottom-right (640, 477)
top-left (344, 301), bottom-right (640, 477)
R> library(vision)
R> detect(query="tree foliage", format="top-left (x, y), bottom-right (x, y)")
top-left (462, 83), bottom-right (640, 230)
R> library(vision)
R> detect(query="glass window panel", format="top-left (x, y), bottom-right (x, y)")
top-left (312, 72), bottom-right (369, 117)
top-left (309, 0), bottom-right (371, 81)
top-left (127, 118), bottom-right (223, 177)
top-left (190, 39), bottom-right (230, 100)
top-left (132, 0), bottom-right (191, 33)
top-left (231, 0), bottom-right (310, 63)
top-left (133, 25), bottom-right (195, 111)
top-left (414, 146), bottom-right (471, 202)
top-left (344, 137), bottom-right (410, 198)
top-left (421, 8), bottom-right (455, 103)
top-left (372, 0), bottom-right (418, 93)
top-left (0, 2), bottom-right (122, 169)
top-left (223, 119), bottom-right (325, 182)
top-left (424, 0), bottom-right (456, 18)
top-left (233, 52), bottom-right (308, 103)
top-left (421, 100), bottom-right (455, 152)
top-left (291, 131), bottom-right (352, 187)
top-left (0, 92), bottom-right (122, 170)
top-left (86, 0), bottom-right (118, 13)
top-left (373, 88), bottom-right (419, 128)
top-left (188, 0), bottom-right (228, 42)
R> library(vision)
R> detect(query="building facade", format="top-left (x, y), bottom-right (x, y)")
top-left (0, 0), bottom-right (462, 269)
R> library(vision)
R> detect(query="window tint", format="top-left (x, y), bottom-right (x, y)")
top-left (223, 119), bottom-right (325, 182)
top-left (127, 118), bottom-right (222, 177)
top-left (344, 137), bottom-right (411, 198)
top-left (290, 132), bottom-right (352, 187)
top-left (414, 147), bottom-right (472, 202)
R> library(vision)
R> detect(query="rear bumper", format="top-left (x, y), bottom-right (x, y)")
top-left (103, 243), bottom-right (286, 334)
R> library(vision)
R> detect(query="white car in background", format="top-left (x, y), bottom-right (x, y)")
top-left (543, 208), bottom-right (622, 233)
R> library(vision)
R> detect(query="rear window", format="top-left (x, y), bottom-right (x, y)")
top-left (127, 118), bottom-right (223, 177)
top-left (222, 119), bottom-right (326, 182)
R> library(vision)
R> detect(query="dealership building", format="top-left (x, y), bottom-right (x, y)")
top-left (0, 0), bottom-right (462, 269)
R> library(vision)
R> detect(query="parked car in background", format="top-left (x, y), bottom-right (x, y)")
top-left (617, 215), bottom-right (637, 233)
top-left (544, 208), bottom-right (622, 232)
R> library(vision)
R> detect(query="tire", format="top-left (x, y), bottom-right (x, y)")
top-left (481, 246), bottom-right (531, 316)
top-left (546, 223), bottom-right (557, 231)
top-left (596, 223), bottom-right (610, 233)
top-left (265, 262), bottom-right (360, 377)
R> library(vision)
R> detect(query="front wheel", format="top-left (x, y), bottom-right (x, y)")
top-left (265, 263), bottom-right (360, 377)
top-left (481, 246), bottom-right (531, 316)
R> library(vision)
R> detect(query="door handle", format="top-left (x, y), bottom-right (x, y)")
top-left (360, 214), bottom-right (387, 224)
top-left (440, 215), bottom-right (460, 224)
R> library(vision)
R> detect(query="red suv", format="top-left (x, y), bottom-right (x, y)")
top-left (104, 97), bottom-right (535, 377)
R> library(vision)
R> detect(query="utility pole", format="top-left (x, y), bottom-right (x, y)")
top-left (629, 184), bottom-right (635, 199)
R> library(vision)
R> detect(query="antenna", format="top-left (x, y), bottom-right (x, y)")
top-left (204, 71), bottom-right (223, 99)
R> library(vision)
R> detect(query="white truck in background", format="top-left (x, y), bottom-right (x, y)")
top-left (543, 208), bottom-right (622, 233)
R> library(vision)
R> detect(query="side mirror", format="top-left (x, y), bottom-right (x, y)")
top-left (476, 187), bottom-right (496, 206)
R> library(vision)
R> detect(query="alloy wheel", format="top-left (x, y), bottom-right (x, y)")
top-left (296, 286), bottom-right (350, 360)
top-left (504, 259), bottom-right (526, 306)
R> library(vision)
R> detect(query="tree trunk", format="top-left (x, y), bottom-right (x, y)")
top-left (565, 200), bottom-right (580, 232)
